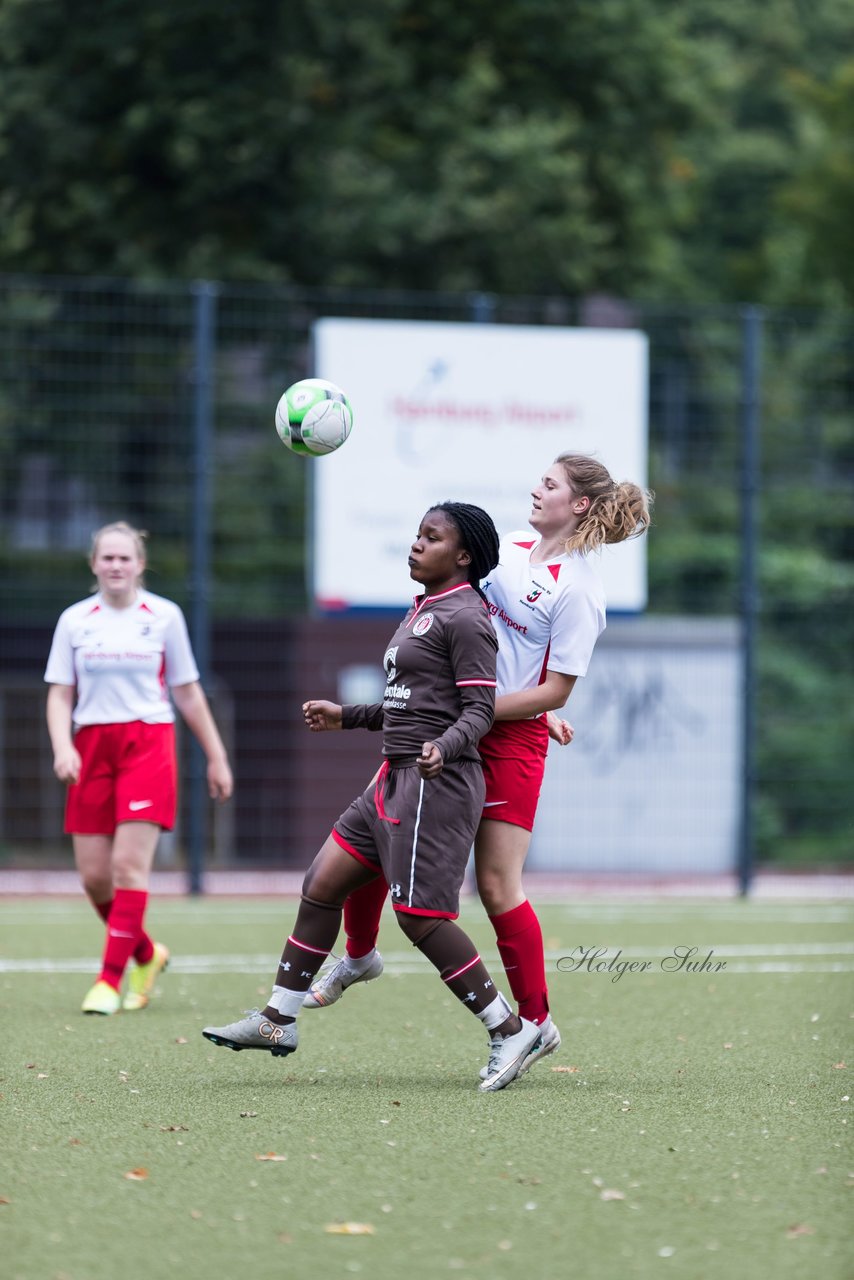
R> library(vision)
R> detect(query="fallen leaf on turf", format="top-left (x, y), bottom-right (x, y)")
top-left (277, 1233), bottom-right (293, 1244)
top-left (786, 1224), bottom-right (815, 1238)
top-left (324, 1222), bottom-right (375, 1235)
top-left (69, 1138), bottom-right (83, 1147)
top-left (159, 1125), bottom-right (189, 1132)
top-left (832, 1062), bottom-right (846, 1069)
top-left (190, 1210), bottom-right (203, 1220)
top-left (391, 1100), bottom-right (401, 1106)
top-left (0, 1197), bottom-right (10, 1205)
top-left (255, 1152), bottom-right (287, 1162)
top-left (551, 1065), bottom-right (580, 1073)
top-left (37, 1073), bottom-right (49, 1079)
top-left (175, 1037), bottom-right (188, 1045)
top-left (123, 1168), bottom-right (149, 1180)
top-left (723, 1043), bottom-right (733, 1050)
top-left (600, 1189), bottom-right (625, 1201)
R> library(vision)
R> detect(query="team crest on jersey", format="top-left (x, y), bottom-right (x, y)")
top-left (526, 589), bottom-right (543, 604)
top-left (384, 646), bottom-right (399, 682)
top-left (412, 612), bottom-right (434, 637)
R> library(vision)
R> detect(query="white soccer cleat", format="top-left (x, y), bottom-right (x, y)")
top-left (302, 951), bottom-right (384, 1009)
top-left (479, 1015), bottom-right (561, 1079)
top-left (479, 1017), bottom-right (543, 1092)
top-left (518, 1016), bottom-right (562, 1075)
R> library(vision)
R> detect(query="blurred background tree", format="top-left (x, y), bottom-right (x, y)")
top-left (1, 0), bottom-right (852, 304)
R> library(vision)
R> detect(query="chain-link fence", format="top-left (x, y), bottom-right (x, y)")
top-left (1, 275), bottom-right (851, 879)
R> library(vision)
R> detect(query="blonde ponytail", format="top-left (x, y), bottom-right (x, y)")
top-left (555, 454), bottom-right (652, 555)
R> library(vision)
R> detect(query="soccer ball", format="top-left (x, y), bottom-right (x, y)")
top-left (275, 378), bottom-right (353, 456)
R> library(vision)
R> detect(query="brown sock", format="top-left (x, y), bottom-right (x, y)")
top-left (262, 895), bottom-right (342, 1024)
top-left (404, 916), bottom-right (519, 1031)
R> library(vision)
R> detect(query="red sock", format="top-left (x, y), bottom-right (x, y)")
top-left (344, 877), bottom-right (388, 958)
top-left (94, 898), bottom-right (154, 966)
top-left (489, 900), bottom-right (550, 1024)
top-left (99, 889), bottom-right (148, 990)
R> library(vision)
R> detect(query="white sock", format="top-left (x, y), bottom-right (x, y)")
top-left (343, 949), bottom-right (377, 974)
top-left (477, 992), bottom-right (512, 1032)
top-left (267, 985), bottom-right (306, 1018)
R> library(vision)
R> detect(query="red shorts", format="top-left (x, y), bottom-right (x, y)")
top-left (478, 718), bottom-right (549, 832)
top-left (65, 722), bottom-right (178, 835)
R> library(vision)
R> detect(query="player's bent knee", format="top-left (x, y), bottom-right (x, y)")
top-left (300, 892), bottom-right (343, 913)
top-left (395, 913), bottom-right (444, 947)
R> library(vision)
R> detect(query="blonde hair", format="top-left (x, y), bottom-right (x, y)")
top-left (555, 454), bottom-right (652, 555)
top-left (89, 521), bottom-right (148, 589)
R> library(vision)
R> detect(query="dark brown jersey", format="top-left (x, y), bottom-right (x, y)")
top-left (342, 583), bottom-right (498, 763)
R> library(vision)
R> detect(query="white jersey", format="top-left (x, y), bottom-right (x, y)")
top-left (44, 590), bottom-right (200, 728)
top-left (482, 531), bottom-right (606, 700)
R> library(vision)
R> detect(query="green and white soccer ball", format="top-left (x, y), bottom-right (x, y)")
top-left (275, 378), bottom-right (354, 456)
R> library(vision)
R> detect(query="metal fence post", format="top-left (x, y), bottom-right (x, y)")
top-left (186, 280), bottom-right (218, 896)
top-left (738, 305), bottom-right (763, 896)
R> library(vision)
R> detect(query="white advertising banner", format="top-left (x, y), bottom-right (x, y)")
top-left (528, 619), bottom-right (742, 873)
top-left (312, 317), bottom-right (648, 612)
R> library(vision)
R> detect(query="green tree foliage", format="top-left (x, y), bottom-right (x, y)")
top-left (778, 58), bottom-right (854, 304)
top-left (4, 0), bottom-right (852, 303)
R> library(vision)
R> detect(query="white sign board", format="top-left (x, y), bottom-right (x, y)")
top-left (528, 619), bottom-right (742, 873)
top-left (312, 318), bottom-right (648, 611)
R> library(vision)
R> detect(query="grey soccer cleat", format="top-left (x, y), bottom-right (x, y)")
top-left (202, 1009), bottom-right (298, 1057)
top-left (518, 1017), bottom-right (562, 1076)
top-left (479, 1015), bottom-right (561, 1080)
top-left (302, 951), bottom-right (384, 1009)
top-left (479, 1017), bottom-right (543, 1093)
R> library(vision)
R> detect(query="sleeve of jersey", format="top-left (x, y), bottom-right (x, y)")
top-left (431, 605), bottom-right (498, 764)
top-left (44, 611), bottom-right (75, 685)
top-left (342, 703), bottom-right (385, 731)
top-left (546, 579), bottom-right (606, 677)
top-left (164, 604), bottom-right (201, 686)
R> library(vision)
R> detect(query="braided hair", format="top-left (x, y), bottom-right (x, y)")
top-left (429, 501), bottom-right (500, 600)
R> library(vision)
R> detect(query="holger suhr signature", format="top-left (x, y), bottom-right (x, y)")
top-left (557, 945), bottom-right (726, 982)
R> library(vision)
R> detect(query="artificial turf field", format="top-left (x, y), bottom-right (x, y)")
top-left (1, 895), bottom-right (852, 1280)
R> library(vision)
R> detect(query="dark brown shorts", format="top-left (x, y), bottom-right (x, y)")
top-left (332, 758), bottom-right (485, 918)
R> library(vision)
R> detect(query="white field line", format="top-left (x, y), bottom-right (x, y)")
top-left (3, 942), bottom-right (854, 976)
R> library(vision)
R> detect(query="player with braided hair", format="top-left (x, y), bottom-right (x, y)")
top-left (429, 500), bottom-right (501, 602)
top-left (203, 502), bottom-right (543, 1092)
top-left (303, 455), bottom-right (653, 1077)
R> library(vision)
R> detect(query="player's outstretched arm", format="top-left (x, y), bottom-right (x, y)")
top-left (303, 700), bottom-right (343, 732)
